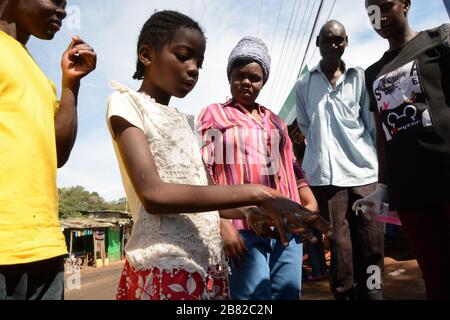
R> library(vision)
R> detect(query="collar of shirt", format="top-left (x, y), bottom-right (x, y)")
top-left (310, 60), bottom-right (358, 90)
top-left (223, 99), bottom-right (270, 127)
top-left (296, 60), bottom-right (378, 187)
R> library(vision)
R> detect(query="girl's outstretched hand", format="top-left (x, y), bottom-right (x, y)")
top-left (290, 207), bottom-right (333, 241)
top-left (245, 207), bottom-right (279, 238)
top-left (61, 35), bottom-right (97, 86)
top-left (256, 187), bottom-right (333, 245)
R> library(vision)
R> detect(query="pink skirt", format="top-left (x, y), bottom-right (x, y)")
top-left (116, 260), bottom-right (229, 300)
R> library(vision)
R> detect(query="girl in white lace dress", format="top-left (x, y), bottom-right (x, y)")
top-left (106, 10), bottom-right (323, 301)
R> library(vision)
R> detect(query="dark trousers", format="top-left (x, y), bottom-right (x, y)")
top-left (312, 184), bottom-right (385, 300)
top-left (397, 202), bottom-right (450, 300)
top-left (305, 229), bottom-right (327, 278)
top-left (0, 255), bottom-right (65, 300)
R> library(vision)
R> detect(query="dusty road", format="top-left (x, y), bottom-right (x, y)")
top-left (65, 238), bottom-right (425, 300)
top-left (65, 261), bottom-right (123, 300)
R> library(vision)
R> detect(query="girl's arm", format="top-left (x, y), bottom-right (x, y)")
top-left (294, 164), bottom-right (332, 240)
top-left (111, 116), bottom-right (328, 246)
top-left (201, 161), bottom-right (255, 220)
top-left (298, 186), bottom-right (318, 213)
top-left (112, 116), bottom-right (271, 213)
top-left (292, 157), bottom-right (317, 213)
top-left (220, 207), bottom-right (252, 219)
top-left (203, 162), bottom-right (248, 266)
top-left (111, 115), bottom-right (271, 214)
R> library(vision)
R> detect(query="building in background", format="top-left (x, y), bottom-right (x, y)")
top-left (277, 66), bottom-right (309, 125)
top-left (61, 211), bottom-right (132, 268)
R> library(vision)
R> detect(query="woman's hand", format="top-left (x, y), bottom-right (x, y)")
top-left (220, 219), bottom-right (247, 269)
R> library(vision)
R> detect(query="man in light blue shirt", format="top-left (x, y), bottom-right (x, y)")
top-left (295, 20), bottom-right (385, 300)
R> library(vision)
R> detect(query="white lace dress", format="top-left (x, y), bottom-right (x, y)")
top-left (106, 82), bottom-right (228, 299)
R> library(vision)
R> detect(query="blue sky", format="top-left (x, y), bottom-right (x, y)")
top-left (27, 0), bottom-right (448, 201)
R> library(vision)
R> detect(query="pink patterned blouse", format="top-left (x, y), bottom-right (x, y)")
top-left (196, 100), bottom-right (309, 230)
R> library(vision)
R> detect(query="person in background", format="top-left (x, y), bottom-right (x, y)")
top-left (0, 0), bottom-right (97, 300)
top-left (107, 11), bottom-right (327, 301)
top-left (288, 122), bottom-right (328, 282)
top-left (356, 0), bottom-right (450, 300)
top-left (197, 36), bottom-right (331, 300)
top-left (295, 20), bottom-right (385, 300)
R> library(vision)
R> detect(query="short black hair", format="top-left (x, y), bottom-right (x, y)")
top-left (133, 10), bottom-right (205, 80)
top-left (319, 20), bottom-right (347, 38)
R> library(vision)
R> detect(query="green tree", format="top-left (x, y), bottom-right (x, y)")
top-left (58, 186), bottom-right (128, 218)
top-left (58, 186), bottom-right (107, 218)
top-left (105, 197), bottom-right (128, 212)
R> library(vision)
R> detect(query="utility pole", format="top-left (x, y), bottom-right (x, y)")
top-left (444, 0), bottom-right (450, 18)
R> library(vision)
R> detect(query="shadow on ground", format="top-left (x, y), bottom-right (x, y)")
top-left (66, 234), bottom-right (426, 300)
top-left (302, 235), bottom-right (425, 300)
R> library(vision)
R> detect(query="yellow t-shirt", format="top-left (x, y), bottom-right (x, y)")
top-left (0, 31), bottom-right (67, 265)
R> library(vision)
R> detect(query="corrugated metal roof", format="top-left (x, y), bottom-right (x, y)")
top-left (60, 217), bottom-right (131, 229)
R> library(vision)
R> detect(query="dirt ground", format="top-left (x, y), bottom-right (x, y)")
top-left (65, 235), bottom-right (425, 300)
top-left (302, 237), bottom-right (425, 300)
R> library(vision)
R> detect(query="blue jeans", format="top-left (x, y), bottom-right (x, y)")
top-left (229, 230), bottom-right (303, 300)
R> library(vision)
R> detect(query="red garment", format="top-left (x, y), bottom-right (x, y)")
top-left (116, 260), bottom-right (229, 300)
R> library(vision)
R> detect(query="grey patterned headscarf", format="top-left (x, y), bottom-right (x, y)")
top-left (227, 36), bottom-right (271, 84)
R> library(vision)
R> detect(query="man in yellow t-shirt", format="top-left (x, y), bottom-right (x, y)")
top-left (0, 0), bottom-right (96, 299)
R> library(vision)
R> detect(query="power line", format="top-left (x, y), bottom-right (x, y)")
top-left (256, 0), bottom-right (265, 37)
top-left (269, 0), bottom-right (336, 111)
top-left (299, 0), bottom-right (325, 73)
top-left (273, 0), bottom-right (315, 109)
top-left (270, 0), bottom-right (304, 107)
top-left (269, 0), bottom-right (285, 53)
top-left (267, 0), bottom-right (302, 107)
top-left (291, 0), bottom-right (316, 76)
top-left (266, 0), bottom-right (299, 106)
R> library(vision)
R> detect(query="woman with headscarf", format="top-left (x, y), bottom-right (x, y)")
top-left (196, 36), bottom-right (325, 300)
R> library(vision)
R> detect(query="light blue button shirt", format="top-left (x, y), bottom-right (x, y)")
top-left (295, 62), bottom-right (378, 187)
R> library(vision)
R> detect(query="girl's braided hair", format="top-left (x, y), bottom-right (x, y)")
top-left (133, 10), bottom-right (205, 80)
